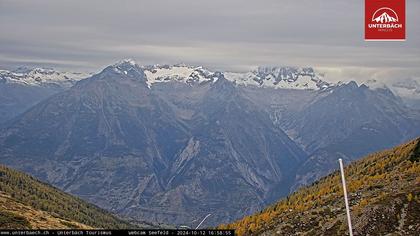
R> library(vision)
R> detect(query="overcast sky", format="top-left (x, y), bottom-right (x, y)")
top-left (0, 0), bottom-right (419, 82)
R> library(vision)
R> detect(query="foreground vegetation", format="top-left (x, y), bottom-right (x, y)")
top-left (0, 164), bottom-right (134, 229)
top-left (220, 138), bottom-right (420, 235)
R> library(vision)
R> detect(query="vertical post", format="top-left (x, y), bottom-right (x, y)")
top-left (195, 214), bottom-right (212, 229)
top-left (339, 158), bottom-right (353, 236)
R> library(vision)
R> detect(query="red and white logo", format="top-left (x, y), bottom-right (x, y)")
top-left (372, 8), bottom-right (398, 23)
top-left (365, 0), bottom-right (405, 41)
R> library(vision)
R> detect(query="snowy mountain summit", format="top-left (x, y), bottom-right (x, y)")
top-left (142, 63), bottom-right (332, 90)
top-left (143, 64), bottom-right (220, 87)
top-left (1, 60), bottom-right (333, 91)
top-left (107, 59), bottom-right (146, 78)
top-left (225, 66), bottom-right (332, 90)
top-left (0, 67), bottom-right (91, 88)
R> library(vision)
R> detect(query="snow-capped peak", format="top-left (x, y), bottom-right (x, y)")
top-left (1, 61), bottom-right (335, 91)
top-left (224, 66), bottom-right (332, 90)
top-left (141, 64), bottom-right (333, 90)
top-left (0, 67), bottom-right (91, 88)
top-left (143, 64), bottom-right (219, 87)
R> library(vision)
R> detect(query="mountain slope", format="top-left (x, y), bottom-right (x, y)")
top-left (0, 61), bottom-right (308, 226)
top-left (278, 82), bottom-right (420, 189)
top-left (234, 80), bottom-right (420, 192)
top-left (0, 164), bottom-right (134, 229)
top-left (0, 193), bottom-right (93, 229)
top-left (220, 138), bottom-right (420, 235)
top-left (128, 76), bottom-right (307, 225)
top-left (2, 60), bottom-right (419, 227)
top-left (0, 60), bottom-right (192, 223)
top-left (2, 60), bottom-right (420, 227)
top-left (364, 78), bottom-right (420, 110)
top-left (0, 83), bottom-right (58, 125)
top-left (0, 68), bottom-right (89, 124)
top-left (283, 82), bottom-right (419, 155)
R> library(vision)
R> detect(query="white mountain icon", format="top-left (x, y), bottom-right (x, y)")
top-left (373, 12), bottom-right (398, 23)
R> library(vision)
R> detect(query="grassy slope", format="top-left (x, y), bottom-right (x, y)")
top-left (0, 192), bottom-right (93, 229)
top-left (0, 164), bottom-right (134, 229)
top-left (220, 138), bottom-right (420, 235)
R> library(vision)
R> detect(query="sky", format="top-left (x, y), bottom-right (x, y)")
top-left (0, 0), bottom-right (419, 83)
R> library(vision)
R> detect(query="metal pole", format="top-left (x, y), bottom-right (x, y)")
top-left (339, 158), bottom-right (353, 236)
top-left (195, 214), bottom-right (212, 229)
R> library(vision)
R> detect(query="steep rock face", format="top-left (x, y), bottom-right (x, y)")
top-left (0, 63), bottom-right (307, 226)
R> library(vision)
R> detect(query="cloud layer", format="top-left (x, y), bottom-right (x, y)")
top-left (0, 0), bottom-right (419, 81)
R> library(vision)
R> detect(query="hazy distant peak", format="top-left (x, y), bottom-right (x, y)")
top-left (225, 66), bottom-right (332, 90)
top-left (363, 79), bottom-right (388, 90)
top-left (0, 67), bottom-right (90, 88)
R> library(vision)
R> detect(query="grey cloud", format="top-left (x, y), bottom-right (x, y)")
top-left (0, 0), bottom-right (419, 81)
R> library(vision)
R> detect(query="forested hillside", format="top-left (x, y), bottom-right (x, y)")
top-left (220, 138), bottom-right (420, 235)
top-left (0, 164), bottom-right (134, 229)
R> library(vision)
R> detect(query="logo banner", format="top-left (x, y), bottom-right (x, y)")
top-left (365, 0), bottom-right (406, 41)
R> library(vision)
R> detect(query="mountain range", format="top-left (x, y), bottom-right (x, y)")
top-left (1, 59), bottom-right (420, 227)
top-left (2, 61), bottom-right (419, 125)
